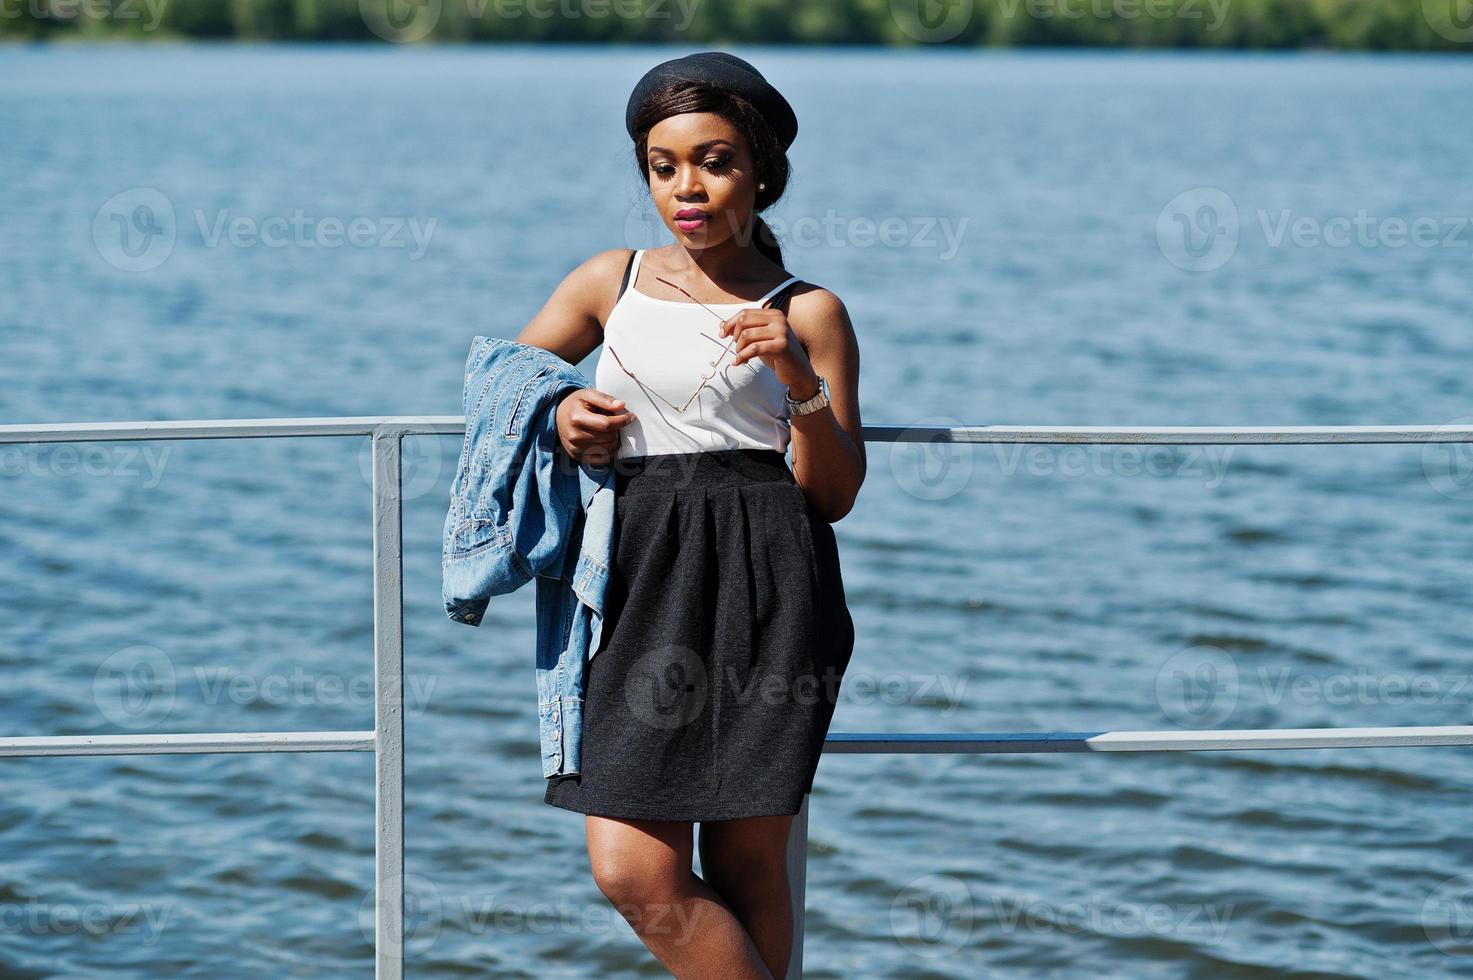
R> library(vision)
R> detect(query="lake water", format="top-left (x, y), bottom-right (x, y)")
top-left (3, 43), bottom-right (1473, 978)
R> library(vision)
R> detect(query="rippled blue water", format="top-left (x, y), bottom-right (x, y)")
top-left (3, 43), bottom-right (1473, 978)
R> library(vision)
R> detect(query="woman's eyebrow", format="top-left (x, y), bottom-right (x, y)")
top-left (647, 140), bottom-right (735, 155)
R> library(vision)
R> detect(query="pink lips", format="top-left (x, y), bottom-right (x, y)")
top-left (674, 209), bottom-right (709, 231)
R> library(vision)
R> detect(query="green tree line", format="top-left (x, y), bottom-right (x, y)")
top-left (2, 0), bottom-right (1470, 51)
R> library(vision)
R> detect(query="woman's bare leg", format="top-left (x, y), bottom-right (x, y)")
top-left (697, 814), bottom-right (797, 980)
top-left (586, 814), bottom-right (774, 979)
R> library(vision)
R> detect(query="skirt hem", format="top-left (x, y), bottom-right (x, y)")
top-left (542, 794), bottom-right (806, 822)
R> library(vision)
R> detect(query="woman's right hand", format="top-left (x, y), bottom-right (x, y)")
top-left (556, 388), bottom-right (636, 466)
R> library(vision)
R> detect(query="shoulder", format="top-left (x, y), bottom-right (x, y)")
top-left (568, 247), bottom-right (636, 294)
top-left (782, 284), bottom-right (856, 350)
top-left (558, 248), bottom-right (637, 324)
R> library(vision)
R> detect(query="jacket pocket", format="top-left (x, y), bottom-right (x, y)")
top-left (447, 515), bottom-right (513, 563)
top-left (503, 365), bottom-right (556, 441)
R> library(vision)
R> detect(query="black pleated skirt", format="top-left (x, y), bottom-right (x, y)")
top-left (543, 448), bottom-right (855, 822)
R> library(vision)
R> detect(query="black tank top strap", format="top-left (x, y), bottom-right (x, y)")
top-left (616, 249), bottom-right (637, 302)
top-left (764, 279), bottom-right (804, 315)
top-left (616, 249), bottom-right (800, 311)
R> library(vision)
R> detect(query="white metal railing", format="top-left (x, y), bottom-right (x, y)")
top-left (3, 415), bottom-right (1473, 979)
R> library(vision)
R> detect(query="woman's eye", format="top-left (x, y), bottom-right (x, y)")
top-left (650, 158), bottom-right (731, 176)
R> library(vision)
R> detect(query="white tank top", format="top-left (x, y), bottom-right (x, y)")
top-left (595, 249), bottom-right (803, 460)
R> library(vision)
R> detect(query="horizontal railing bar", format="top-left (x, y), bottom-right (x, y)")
top-left (866, 424), bottom-right (1473, 445)
top-left (3, 418), bottom-right (1473, 445)
top-left (826, 725), bottom-right (1473, 753)
top-left (8, 726), bottom-right (1460, 759)
top-left (0, 731), bottom-right (376, 758)
top-left (0, 418), bottom-right (460, 444)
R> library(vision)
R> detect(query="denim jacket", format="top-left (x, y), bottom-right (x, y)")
top-left (442, 336), bottom-right (614, 778)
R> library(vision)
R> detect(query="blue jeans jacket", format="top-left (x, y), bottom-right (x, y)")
top-left (441, 336), bottom-right (615, 778)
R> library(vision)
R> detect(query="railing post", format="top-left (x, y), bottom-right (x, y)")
top-left (372, 429), bottom-right (406, 979)
top-left (785, 791), bottom-right (810, 979)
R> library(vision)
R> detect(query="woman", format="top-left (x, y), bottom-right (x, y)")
top-left (515, 52), bottom-right (863, 979)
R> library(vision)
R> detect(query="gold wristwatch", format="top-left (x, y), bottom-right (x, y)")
top-left (785, 375), bottom-right (830, 416)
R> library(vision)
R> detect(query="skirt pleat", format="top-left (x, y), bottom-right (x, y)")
top-left (543, 448), bottom-right (854, 822)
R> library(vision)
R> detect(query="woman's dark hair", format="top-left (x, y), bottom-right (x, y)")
top-left (629, 81), bottom-right (791, 267)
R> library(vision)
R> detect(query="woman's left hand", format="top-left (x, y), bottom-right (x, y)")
top-left (718, 308), bottom-right (821, 399)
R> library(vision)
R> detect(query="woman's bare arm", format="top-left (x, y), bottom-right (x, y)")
top-left (786, 288), bottom-right (865, 522)
top-left (513, 248), bottom-right (638, 464)
top-left (514, 248), bottom-right (633, 364)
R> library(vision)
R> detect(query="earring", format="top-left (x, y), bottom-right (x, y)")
top-left (758, 183), bottom-right (766, 190)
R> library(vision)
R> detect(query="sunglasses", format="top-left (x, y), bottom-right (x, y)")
top-left (605, 275), bottom-right (762, 414)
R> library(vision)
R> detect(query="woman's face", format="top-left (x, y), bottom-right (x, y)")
top-left (644, 112), bottom-right (757, 248)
